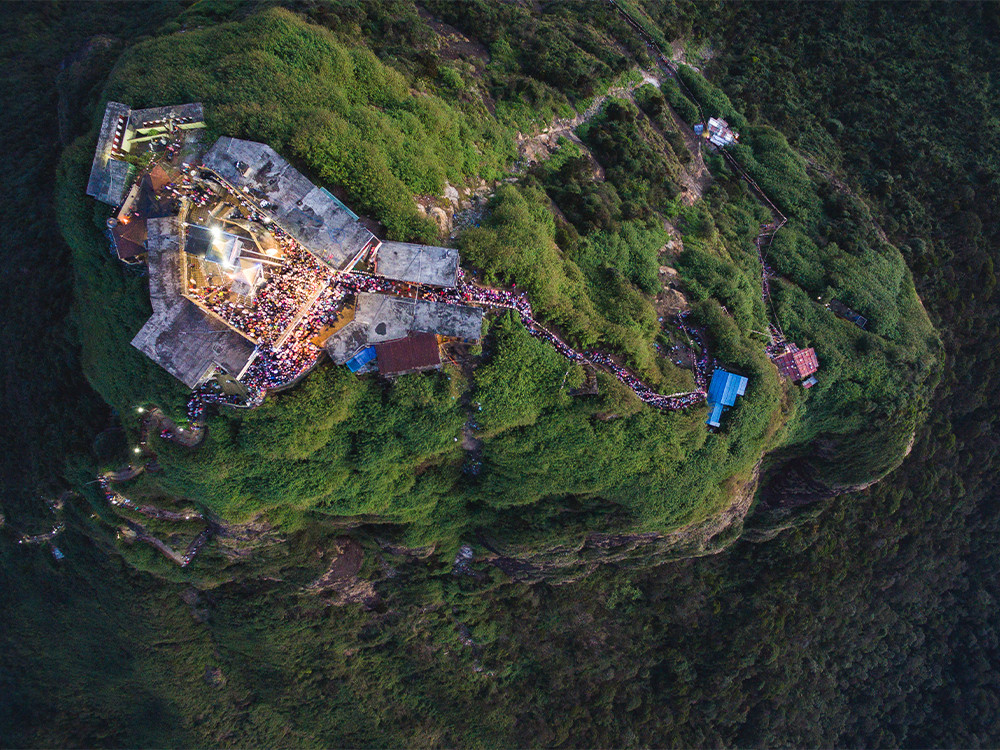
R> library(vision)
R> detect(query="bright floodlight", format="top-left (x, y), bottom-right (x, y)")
top-left (133, 447), bottom-right (141, 454)
top-left (136, 407), bottom-right (144, 413)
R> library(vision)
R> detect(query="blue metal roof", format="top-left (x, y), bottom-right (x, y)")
top-left (707, 401), bottom-right (725, 427)
top-left (707, 370), bottom-right (748, 407)
top-left (345, 346), bottom-right (376, 373)
top-left (706, 369), bottom-right (749, 427)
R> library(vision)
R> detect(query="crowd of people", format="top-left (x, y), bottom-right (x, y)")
top-left (156, 163), bottom-right (723, 422)
top-left (181, 380), bottom-right (265, 428)
top-left (241, 285), bottom-right (348, 391)
top-left (764, 324), bottom-right (791, 360)
top-left (167, 173), bottom-right (215, 207)
top-left (675, 312), bottom-right (711, 389)
top-left (432, 278), bottom-right (711, 413)
top-left (187, 227), bottom-right (330, 345)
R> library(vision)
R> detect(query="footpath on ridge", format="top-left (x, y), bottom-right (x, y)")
top-left (100, 6), bottom-right (798, 566)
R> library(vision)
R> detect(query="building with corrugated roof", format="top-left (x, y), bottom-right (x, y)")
top-left (773, 345), bottom-right (819, 382)
top-left (375, 332), bottom-right (442, 377)
top-left (201, 136), bottom-right (377, 271)
top-left (374, 242), bottom-right (459, 287)
top-left (706, 117), bottom-right (739, 148)
top-left (87, 102), bottom-right (133, 205)
top-left (325, 292), bottom-right (482, 365)
top-left (706, 369), bottom-right (749, 427)
top-left (111, 218), bottom-right (147, 263)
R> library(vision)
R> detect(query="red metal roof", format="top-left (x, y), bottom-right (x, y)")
top-left (774, 347), bottom-right (819, 380)
top-left (112, 218), bottom-right (148, 260)
top-left (374, 332), bottom-right (441, 376)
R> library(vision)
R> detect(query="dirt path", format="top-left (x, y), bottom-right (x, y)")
top-left (98, 455), bottom-right (208, 566)
top-left (515, 69), bottom-right (662, 169)
top-left (123, 518), bottom-right (187, 566)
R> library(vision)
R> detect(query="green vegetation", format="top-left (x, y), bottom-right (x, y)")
top-left (420, 0), bottom-right (645, 123)
top-left (661, 76), bottom-right (701, 126)
top-left (634, 83), bottom-right (692, 164)
top-left (7, 2), bottom-right (1000, 747)
top-left (156, 364), bottom-right (468, 538)
top-left (579, 99), bottom-right (681, 215)
top-left (103, 7), bottom-right (514, 242)
top-left (52, 0), bottom-right (937, 538)
top-left (676, 64), bottom-right (748, 131)
top-left (647, 63), bottom-right (941, 488)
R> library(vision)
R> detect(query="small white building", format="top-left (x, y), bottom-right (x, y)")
top-left (707, 117), bottom-right (739, 148)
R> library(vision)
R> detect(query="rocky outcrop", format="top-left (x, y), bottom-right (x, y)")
top-left (305, 536), bottom-right (378, 606)
top-left (416, 179), bottom-right (493, 239)
top-left (211, 514), bottom-right (284, 560)
top-left (474, 463), bottom-right (762, 585)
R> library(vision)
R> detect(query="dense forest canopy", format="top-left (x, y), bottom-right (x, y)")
top-left (2, 0), bottom-right (998, 747)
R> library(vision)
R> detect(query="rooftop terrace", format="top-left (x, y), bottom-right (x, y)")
top-left (201, 137), bottom-right (375, 270)
top-left (325, 292), bottom-right (482, 364)
top-left (374, 242), bottom-right (459, 288)
top-left (87, 101), bottom-right (205, 207)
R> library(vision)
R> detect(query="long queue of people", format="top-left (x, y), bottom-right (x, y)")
top-left (210, 269), bottom-right (712, 419)
top-left (164, 168), bottom-right (717, 423)
top-left (181, 264), bottom-right (716, 423)
top-left (430, 278), bottom-right (711, 413)
top-left (675, 312), bottom-right (711, 389)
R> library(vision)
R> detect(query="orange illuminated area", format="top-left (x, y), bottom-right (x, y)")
top-left (174, 181), bottom-right (339, 346)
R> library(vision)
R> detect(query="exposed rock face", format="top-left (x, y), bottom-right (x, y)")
top-left (443, 183), bottom-right (461, 207)
top-left (305, 536), bottom-right (378, 606)
top-left (657, 287), bottom-right (689, 316)
top-left (212, 515), bottom-right (284, 560)
top-left (474, 463), bottom-right (762, 585)
top-left (756, 425), bottom-right (916, 513)
top-left (429, 206), bottom-right (452, 235)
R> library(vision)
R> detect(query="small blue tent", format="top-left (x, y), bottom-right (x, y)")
top-left (345, 346), bottom-right (376, 373)
top-left (706, 369), bottom-right (748, 427)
